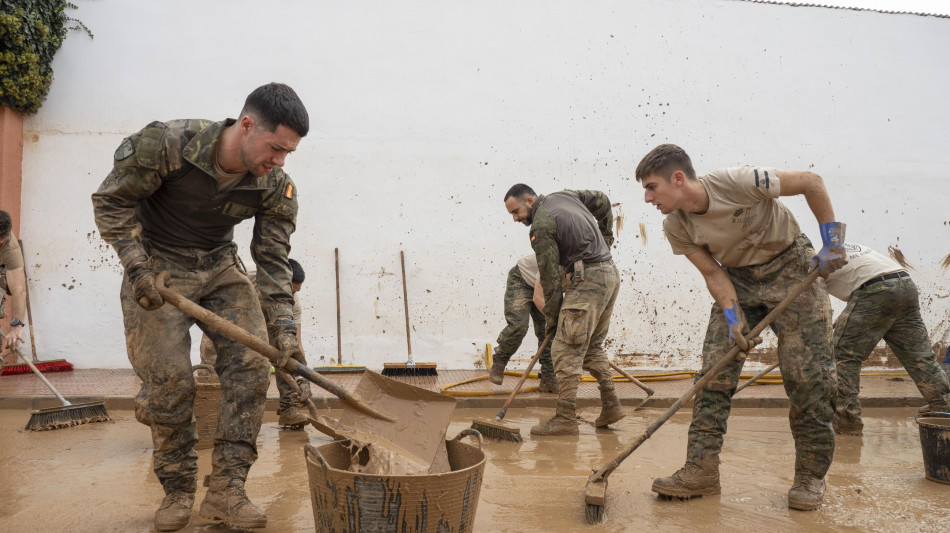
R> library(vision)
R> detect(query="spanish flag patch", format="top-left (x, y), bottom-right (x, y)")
top-left (284, 184), bottom-right (295, 199)
top-left (531, 234), bottom-right (536, 243)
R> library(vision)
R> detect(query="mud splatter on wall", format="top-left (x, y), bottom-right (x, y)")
top-left (887, 246), bottom-right (914, 270)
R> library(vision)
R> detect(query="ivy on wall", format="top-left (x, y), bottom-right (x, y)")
top-left (0, 0), bottom-right (91, 115)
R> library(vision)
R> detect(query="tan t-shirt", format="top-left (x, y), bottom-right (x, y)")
top-left (824, 243), bottom-right (904, 301)
top-left (516, 254), bottom-right (539, 287)
top-left (663, 166), bottom-right (800, 267)
top-left (213, 152), bottom-right (248, 194)
top-left (0, 234), bottom-right (24, 270)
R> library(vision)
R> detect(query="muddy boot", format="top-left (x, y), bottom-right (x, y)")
top-left (530, 399), bottom-right (579, 436)
top-left (832, 413), bottom-right (863, 436)
top-left (199, 477), bottom-right (267, 529)
top-left (154, 491), bottom-right (195, 532)
top-left (593, 391), bottom-right (626, 428)
top-left (489, 361), bottom-right (506, 385)
top-left (278, 404), bottom-right (309, 429)
top-left (651, 460), bottom-right (721, 498)
top-left (538, 374), bottom-right (558, 393)
top-left (787, 472), bottom-right (826, 511)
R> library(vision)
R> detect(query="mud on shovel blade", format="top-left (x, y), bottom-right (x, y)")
top-left (334, 371), bottom-right (457, 472)
top-left (153, 272), bottom-right (394, 422)
top-left (583, 268), bottom-right (820, 524)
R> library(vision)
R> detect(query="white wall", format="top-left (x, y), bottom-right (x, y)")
top-left (19, 0), bottom-right (950, 369)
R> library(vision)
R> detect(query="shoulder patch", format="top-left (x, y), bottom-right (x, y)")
top-left (114, 138), bottom-right (135, 161)
top-left (531, 234), bottom-right (536, 243)
top-left (283, 183), bottom-right (295, 199)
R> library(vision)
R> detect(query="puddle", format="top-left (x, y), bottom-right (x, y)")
top-left (0, 407), bottom-right (945, 531)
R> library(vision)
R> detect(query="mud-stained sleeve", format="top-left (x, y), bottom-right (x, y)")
top-left (572, 189), bottom-right (614, 246)
top-left (91, 124), bottom-right (169, 270)
top-left (529, 208), bottom-right (562, 338)
top-left (252, 170), bottom-right (298, 324)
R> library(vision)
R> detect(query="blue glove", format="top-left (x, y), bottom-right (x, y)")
top-left (724, 303), bottom-right (749, 351)
top-left (810, 222), bottom-right (847, 277)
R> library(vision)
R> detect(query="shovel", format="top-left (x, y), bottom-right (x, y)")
top-left (584, 268), bottom-right (820, 523)
top-left (154, 272), bottom-right (394, 422)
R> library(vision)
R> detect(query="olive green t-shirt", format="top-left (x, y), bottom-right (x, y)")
top-left (663, 166), bottom-right (800, 268)
top-left (0, 234), bottom-right (24, 270)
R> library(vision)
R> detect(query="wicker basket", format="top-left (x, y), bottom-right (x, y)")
top-left (193, 364), bottom-right (221, 451)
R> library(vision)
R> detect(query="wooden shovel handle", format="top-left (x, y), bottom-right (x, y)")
top-left (495, 331), bottom-right (555, 421)
top-left (154, 272), bottom-right (394, 422)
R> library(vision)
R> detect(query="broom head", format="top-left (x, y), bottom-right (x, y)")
top-left (381, 362), bottom-right (438, 377)
top-left (26, 401), bottom-right (111, 431)
top-left (2, 359), bottom-right (74, 376)
top-left (471, 418), bottom-right (522, 442)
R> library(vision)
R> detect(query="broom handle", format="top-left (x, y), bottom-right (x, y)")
top-left (735, 361), bottom-right (781, 394)
top-left (154, 272), bottom-right (394, 422)
top-left (400, 250), bottom-right (413, 364)
top-left (589, 269), bottom-right (820, 483)
top-left (335, 248), bottom-right (342, 366)
top-left (16, 347), bottom-right (71, 406)
top-left (496, 331), bottom-right (555, 421)
top-left (18, 239), bottom-right (38, 363)
top-left (608, 360), bottom-right (655, 396)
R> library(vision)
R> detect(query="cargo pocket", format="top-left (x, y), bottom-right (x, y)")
top-left (558, 303), bottom-right (590, 345)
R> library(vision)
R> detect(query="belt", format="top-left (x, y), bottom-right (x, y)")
top-left (582, 259), bottom-right (614, 268)
top-left (859, 271), bottom-right (908, 290)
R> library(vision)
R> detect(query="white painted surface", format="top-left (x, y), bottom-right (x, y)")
top-left (19, 0), bottom-right (950, 369)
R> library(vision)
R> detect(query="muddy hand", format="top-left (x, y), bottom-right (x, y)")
top-left (127, 263), bottom-right (164, 311)
top-left (810, 221), bottom-right (847, 277)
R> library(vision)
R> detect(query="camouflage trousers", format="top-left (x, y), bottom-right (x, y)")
top-left (493, 266), bottom-right (555, 380)
top-left (551, 262), bottom-right (620, 405)
top-left (122, 241), bottom-right (270, 495)
top-left (200, 327), bottom-right (308, 413)
top-left (834, 274), bottom-right (950, 423)
top-left (688, 235), bottom-right (836, 478)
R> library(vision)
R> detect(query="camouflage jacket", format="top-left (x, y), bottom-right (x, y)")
top-left (528, 190), bottom-right (614, 334)
top-left (91, 119), bottom-right (298, 323)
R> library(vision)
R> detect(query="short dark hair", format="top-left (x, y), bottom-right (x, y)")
top-left (0, 210), bottom-right (11, 237)
top-left (635, 144), bottom-right (696, 182)
top-left (289, 258), bottom-right (305, 284)
top-left (241, 83), bottom-right (309, 137)
top-left (504, 184), bottom-right (537, 202)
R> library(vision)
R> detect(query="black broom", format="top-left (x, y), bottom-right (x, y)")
top-left (17, 348), bottom-right (110, 431)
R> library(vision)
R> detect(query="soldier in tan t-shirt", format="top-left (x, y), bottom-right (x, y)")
top-left (636, 144), bottom-right (847, 512)
top-left (826, 243), bottom-right (950, 435)
top-left (0, 210), bottom-right (28, 365)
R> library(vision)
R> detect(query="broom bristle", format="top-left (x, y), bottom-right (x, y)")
top-left (585, 503), bottom-right (605, 524)
top-left (471, 419), bottom-right (522, 442)
top-left (2, 360), bottom-right (74, 376)
top-left (380, 363), bottom-right (438, 377)
top-left (26, 402), bottom-right (111, 431)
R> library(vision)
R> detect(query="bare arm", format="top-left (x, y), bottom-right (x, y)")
top-left (777, 170), bottom-right (836, 225)
top-left (685, 250), bottom-right (739, 311)
top-left (4, 267), bottom-right (27, 349)
top-left (532, 279), bottom-right (545, 310)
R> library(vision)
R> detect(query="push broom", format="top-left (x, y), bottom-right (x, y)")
top-left (584, 269), bottom-right (820, 524)
top-left (471, 331), bottom-right (554, 442)
top-left (17, 347), bottom-right (110, 431)
top-left (312, 248), bottom-right (366, 373)
top-left (382, 250), bottom-right (438, 377)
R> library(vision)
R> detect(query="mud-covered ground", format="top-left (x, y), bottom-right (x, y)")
top-left (0, 406), bottom-right (946, 532)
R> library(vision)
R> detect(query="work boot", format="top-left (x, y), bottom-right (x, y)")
top-left (489, 361), bottom-right (506, 385)
top-left (538, 375), bottom-right (558, 393)
top-left (832, 414), bottom-right (863, 436)
top-left (787, 472), bottom-right (826, 511)
top-left (199, 478), bottom-right (267, 529)
top-left (154, 491), bottom-right (194, 532)
top-left (530, 399), bottom-right (579, 436)
top-left (651, 460), bottom-right (721, 498)
top-left (593, 391), bottom-right (626, 428)
top-left (278, 404), bottom-right (309, 429)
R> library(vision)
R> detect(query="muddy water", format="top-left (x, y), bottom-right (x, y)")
top-left (0, 407), bottom-right (946, 532)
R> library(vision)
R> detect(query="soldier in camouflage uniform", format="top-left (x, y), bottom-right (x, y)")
top-left (490, 254), bottom-right (557, 393)
top-left (503, 184), bottom-right (623, 436)
top-left (827, 243), bottom-right (950, 435)
top-left (637, 144), bottom-right (846, 511)
top-left (92, 83), bottom-right (309, 532)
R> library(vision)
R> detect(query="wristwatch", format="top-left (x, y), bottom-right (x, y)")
top-left (10, 318), bottom-right (24, 328)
